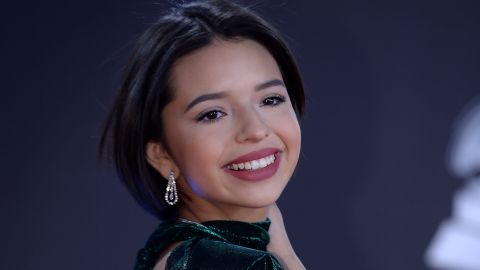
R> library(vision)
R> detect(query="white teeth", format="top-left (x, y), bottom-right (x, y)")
top-left (259, 158), bottom-right (267, 168)
top-left (227, 154), bottom-right (276, 171)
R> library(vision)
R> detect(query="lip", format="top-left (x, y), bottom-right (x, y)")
top-left (223, 148), bottom-right (282, 182)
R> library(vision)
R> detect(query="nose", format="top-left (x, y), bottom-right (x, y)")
top-left (235, 107), bottom-right (270, 143)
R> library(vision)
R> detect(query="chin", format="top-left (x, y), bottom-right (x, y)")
top-left (233, 189), bottom-right (283, 209)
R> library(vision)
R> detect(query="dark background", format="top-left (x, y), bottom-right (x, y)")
top-left (1, 0), bottom-right (479, 269)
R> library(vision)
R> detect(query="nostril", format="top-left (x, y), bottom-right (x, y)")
top-left (234, 110), bottom-right (271, 142)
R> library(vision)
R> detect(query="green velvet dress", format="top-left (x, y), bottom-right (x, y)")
top-left (134, 218), bottom-right (283, 269)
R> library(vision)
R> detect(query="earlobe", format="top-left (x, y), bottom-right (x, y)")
top-left (145, 141), bottom-right (178, 179)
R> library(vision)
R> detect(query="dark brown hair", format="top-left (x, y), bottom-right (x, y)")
top-left (100, 0), bottom-right (305, 221)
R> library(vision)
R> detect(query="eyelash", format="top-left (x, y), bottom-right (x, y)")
top-left (196, 110), bottom-right (226, 123)
top-left (196, 94), bottom-right (287, 123)
top-left (260, 94), bottom-right (286, 107)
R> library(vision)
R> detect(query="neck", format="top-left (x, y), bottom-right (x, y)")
top-left (177, 196), bottom-right (268, 223)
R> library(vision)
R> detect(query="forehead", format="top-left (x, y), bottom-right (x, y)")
top-left (169, 38), bottom-right (282, 99)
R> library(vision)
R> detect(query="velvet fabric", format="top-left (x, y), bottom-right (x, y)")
top-left (134, 218), bottom-right (283, 269)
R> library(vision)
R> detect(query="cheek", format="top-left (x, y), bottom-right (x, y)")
top-left (272, 108), bottom-right (301, 150)
top-left (168, 122), bottom-right (227, 190)
top-left (275, 114), bottom-right (301, 171)
top-left (284, 118), bottom-right (301, 155)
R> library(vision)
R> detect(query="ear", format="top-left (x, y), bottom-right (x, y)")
top-left (145, 141), bottom-right (179, 179)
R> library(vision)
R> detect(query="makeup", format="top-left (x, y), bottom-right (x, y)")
top-left (223, 148), bottom-right (281, 181)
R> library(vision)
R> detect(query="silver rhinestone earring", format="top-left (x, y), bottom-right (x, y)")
top-left (165, 170), bottom-right (178, 205)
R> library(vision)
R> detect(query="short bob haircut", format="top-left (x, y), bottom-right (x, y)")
top-left (100, 0), bottom-right (305, 221)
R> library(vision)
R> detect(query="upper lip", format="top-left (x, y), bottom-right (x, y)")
top-left (223, 147), bottom-right (280, 167)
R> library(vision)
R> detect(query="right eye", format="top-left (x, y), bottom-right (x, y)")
top-left (197, 110), bottom-right (227, 123)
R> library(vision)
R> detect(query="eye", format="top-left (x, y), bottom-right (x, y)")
top-left (261, 94), bottom-right (286, 107)
top-left (197, 110), bottom-right (226, 122)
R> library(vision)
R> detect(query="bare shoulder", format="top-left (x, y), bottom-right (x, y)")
top-left (153, 256), bottom-right (167, 270)
top-left (153, 241), bottom-right (183, 270)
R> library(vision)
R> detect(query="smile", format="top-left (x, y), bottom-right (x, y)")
top-left (223, 148), bottom-right (281, 181)
top-left (226, 154), bottom-right (276, 171)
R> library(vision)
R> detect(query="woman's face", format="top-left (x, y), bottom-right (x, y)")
top-left (153, 39), bottom-right (301, 210)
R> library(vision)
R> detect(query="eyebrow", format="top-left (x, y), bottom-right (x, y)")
top-left (184, 79), bottom-right (285, 113)
top-left (255, 79), bottom-right (285, 91)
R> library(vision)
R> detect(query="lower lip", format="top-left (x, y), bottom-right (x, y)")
top-left (223, 152), bottom-right (281, 182)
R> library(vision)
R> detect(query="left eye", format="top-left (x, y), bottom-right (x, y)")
top-left (262, 95), bottom-right (286, 106)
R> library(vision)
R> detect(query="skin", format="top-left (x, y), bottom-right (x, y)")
top-left (146, 38), bottom-right (305, 269)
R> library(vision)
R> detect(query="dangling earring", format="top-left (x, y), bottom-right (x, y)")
top-left (165, 170), bottom-right (178, 205)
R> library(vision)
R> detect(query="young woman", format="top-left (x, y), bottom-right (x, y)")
top-left (100, 0), bottom-right (306, 269)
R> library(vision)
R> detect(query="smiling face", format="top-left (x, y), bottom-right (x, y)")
top-left (147, 38), bottom-right (301, 218)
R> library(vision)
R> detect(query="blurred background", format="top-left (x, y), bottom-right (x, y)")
top-left (1, 0), bottom-right (479, 269)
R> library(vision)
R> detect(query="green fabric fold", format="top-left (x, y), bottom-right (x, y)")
top-left (134, 218), bottom-right (283, 270)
